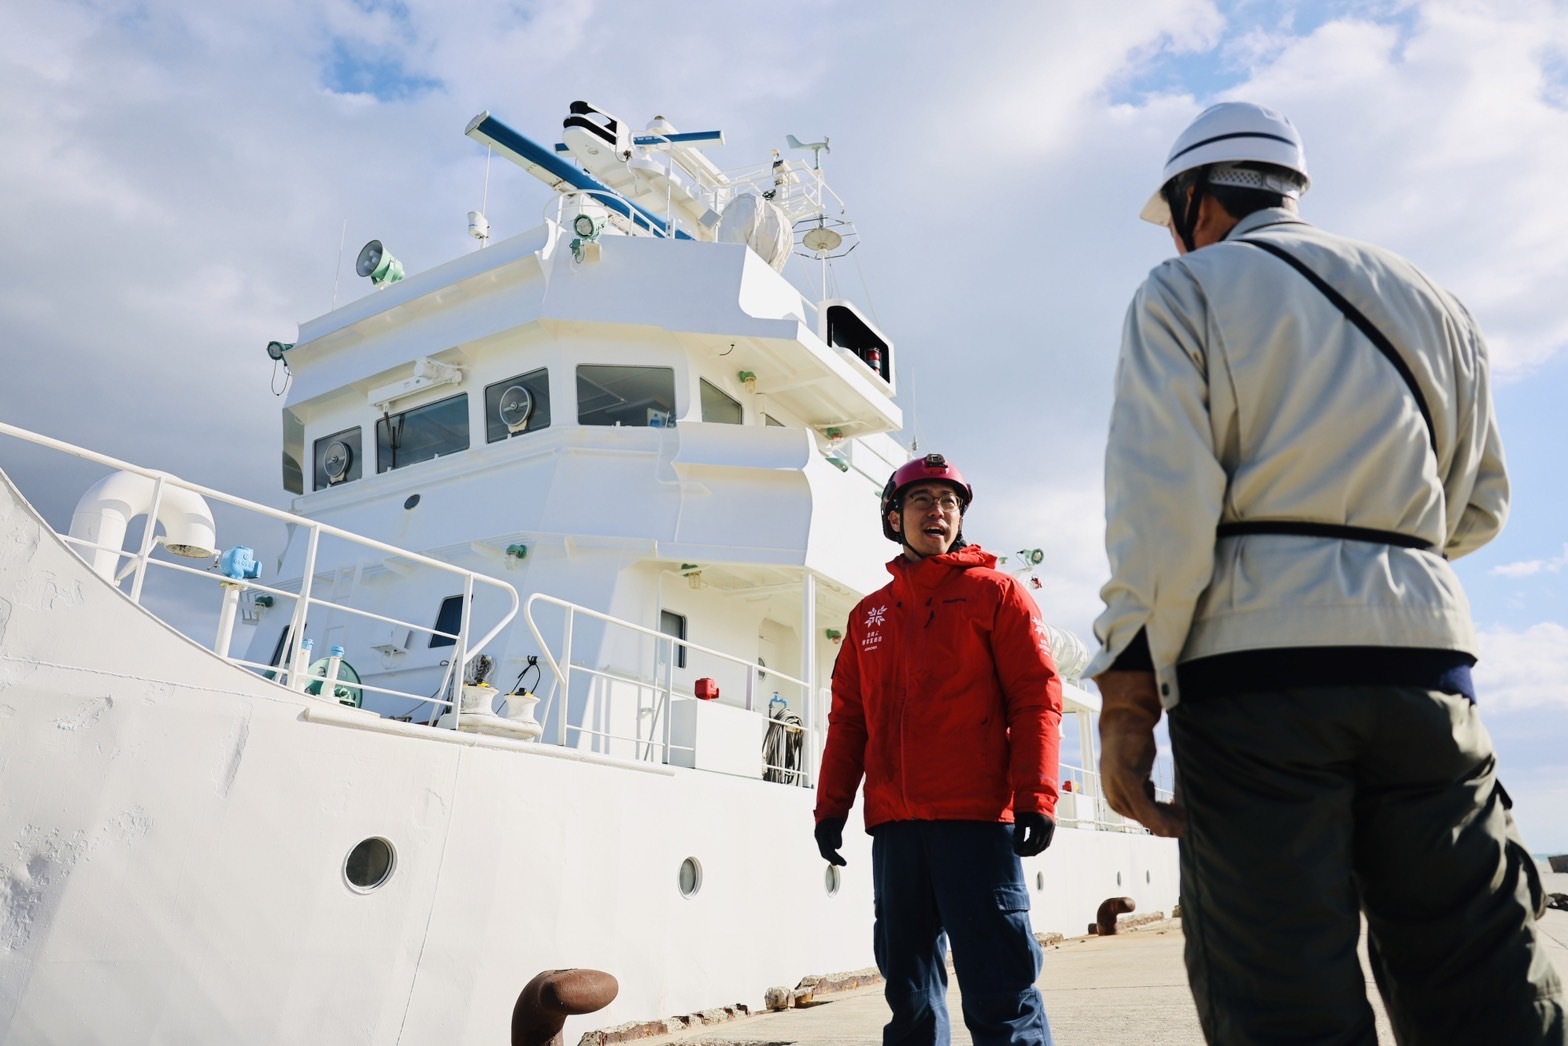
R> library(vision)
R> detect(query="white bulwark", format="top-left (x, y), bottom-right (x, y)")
top-left (0, 101), bottom-right (1177, 1044)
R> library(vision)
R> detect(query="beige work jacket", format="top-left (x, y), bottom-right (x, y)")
top-left (1087, 209), bottom-right (1509, 707)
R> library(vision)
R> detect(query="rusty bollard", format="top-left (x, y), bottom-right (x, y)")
top-left (512, 968), bottom-right (619, 1046)
top-left (1093, 896), bottom-right (1136, 937)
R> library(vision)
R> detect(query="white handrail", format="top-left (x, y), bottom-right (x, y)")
top-left (523, 591), bottom-right (818, 784)
top-left (0, 421), bottom-right (519, 715)
top-left (1057, 761), bottom-right (1175, 834)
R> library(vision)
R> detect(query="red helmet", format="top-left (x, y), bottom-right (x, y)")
top-left (880, 453), bottom-right (973, 542)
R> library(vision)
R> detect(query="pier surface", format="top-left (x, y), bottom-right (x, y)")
top-left (630, 874), bottom-right (1568, 1046)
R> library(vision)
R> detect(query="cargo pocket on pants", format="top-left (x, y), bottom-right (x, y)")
top-left (991, 883), bottom-right (1040, 981)
top-left (1499, 782), bottom-right (1547, 920)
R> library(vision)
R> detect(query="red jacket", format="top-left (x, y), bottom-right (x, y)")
top-left (814, 545), bottom-right (1063, 831)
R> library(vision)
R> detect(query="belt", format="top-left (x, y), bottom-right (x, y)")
top-left (1216, 520), bottom-right (1436, 553)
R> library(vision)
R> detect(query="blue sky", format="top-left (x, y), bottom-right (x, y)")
top-left (1, 0), bottom-right (1565, 846)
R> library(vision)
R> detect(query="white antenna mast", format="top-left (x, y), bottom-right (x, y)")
top-left (331, 218), bottom-right (348, 310)
top-left (788, 133), bottom-right (837, 301)
top-left (468, 145), bottom-right (493, 246)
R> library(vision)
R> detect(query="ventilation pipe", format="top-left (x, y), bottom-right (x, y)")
top-left (68, 471), bottom-right (218, 582)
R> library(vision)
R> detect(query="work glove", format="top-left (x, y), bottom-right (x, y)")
top-left (814, 815), bottom-right (848, 867)
top-left (1094, 669), bottom-right (1186, 838)
top-left (1012, 811), bottom-right (1055, 857)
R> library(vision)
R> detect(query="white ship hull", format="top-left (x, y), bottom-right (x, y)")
top-left (0, 466), bottom-right (1177, 1042)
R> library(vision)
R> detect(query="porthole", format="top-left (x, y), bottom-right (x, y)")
top-left (1146, 870), bottom-right (1151, 884)
top-left (1036, 871), bottom-right (1046, 892)
top-left (344, 837), bottom-right (395, 893)
top-left (678, 857), bottom-right (703, 898)
top-left (825, 865), bottom-right (841, 897)
top-left (404, 494), bottom-right (421, 510)
top-left (1117, 871), bottom-right (1122, 886)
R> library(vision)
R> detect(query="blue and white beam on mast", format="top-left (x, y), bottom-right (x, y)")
top-left (464, 111), bottom-right (694, 240)
top-left (552, 131), bottom-right (725, 151)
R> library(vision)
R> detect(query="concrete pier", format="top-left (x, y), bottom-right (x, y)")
top-left (625, 876), bottom-right (1568, 1046)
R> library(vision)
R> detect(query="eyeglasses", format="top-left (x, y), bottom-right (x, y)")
top-left (904, 492), bottom-right (963, 513)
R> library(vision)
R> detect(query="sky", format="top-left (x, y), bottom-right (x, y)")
top-left (1, 0), bottom-right (1565, 847)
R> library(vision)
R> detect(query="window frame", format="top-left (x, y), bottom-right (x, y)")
top-left (376, 393), bottom-right (470, 474)
top-left (484, 368), bottom-right (552, 443)
top-left (429, 594), bottom-right (465, 649)
top-left (699, 378), bottom-right (743, 425)
top-left (659, 609), bottom-right (688, 669)
top-left (312, 426), bottom-right (363, 491)
top-left (576, 364), bottom-right (677, 428)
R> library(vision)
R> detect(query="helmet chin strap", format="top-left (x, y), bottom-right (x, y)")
top-left (1167, 170), bottom-right (1207, 254)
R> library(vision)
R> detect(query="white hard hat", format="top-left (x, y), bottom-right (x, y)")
top-left (1140, 101), bottom-right (1310, 225)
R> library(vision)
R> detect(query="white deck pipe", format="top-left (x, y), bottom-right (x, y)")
top-left (68, 470), bottom-right (218, 582)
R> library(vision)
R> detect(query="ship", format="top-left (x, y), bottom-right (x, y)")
top-left (0, 101), bottom-right (1178, 1043)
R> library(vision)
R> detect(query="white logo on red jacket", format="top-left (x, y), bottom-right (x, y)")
top-left (860, 605), bottom-right (888, 651)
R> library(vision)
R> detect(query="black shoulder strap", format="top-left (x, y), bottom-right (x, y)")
top-left (1237, 237), bottom-right (1438, 457)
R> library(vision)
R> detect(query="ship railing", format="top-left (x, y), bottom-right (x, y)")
top-left (548, 188), bottom-right (676, 241)
top-left (523, 592), bottom-right (821, 785)
top-left (1057, 761), bottom-right (1177, 834)
top-left (718, 155), bottom-right (848, 227)
top-left (0, 421), bottom-right (518, 714)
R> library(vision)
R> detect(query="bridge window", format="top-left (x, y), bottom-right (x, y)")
top-left (660, 610), bottom-right (687, 669)
top-left (700, 379), bottom-right (742, 424)
top-left (485, 369), bottom-right (552, 442)
top-left (376, 394), bottom-right (469, 473)
top-left (313, 426), bottom-right (363, 490)
top-left (577, 365), bottom-right (676, 428)
top-left (429, 595), bottom-right (464, 649)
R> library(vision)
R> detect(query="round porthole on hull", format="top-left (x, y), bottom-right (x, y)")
top-left (345, 837), bottom-right (396, 893)
top-left (678, 857), bottom-right (702, 898)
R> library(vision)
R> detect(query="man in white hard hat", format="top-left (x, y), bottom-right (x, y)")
top-left (1087, 100), bottom-right (1566, 1043)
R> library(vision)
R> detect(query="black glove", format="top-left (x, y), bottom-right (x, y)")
top-left (815, 815), bottom-right (848, 866)
top-left (1013, 811), bottom-right (1055, 857)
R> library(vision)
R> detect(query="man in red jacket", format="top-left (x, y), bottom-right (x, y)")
top-left (814, 453), bottom-right (1063, 1046)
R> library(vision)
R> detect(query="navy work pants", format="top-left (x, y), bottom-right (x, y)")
top-left (871, 820), bottom-right (1053, 1046)
top-left (1170, 684), bottom-right (1566, 1045)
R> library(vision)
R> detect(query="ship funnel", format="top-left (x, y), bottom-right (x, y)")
top-left (69, 471), bottom-right (218, 582)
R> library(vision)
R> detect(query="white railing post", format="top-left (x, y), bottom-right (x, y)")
top-left (449, 572), bottom-right (476, 729)
top-left (802, 571), bottom-right (818, 786)
top-left (286, 526), bottom-right (321, 691)
top-left (556, 606), bottom-right (574, 746)
top-left (127, 474), bottom-right (167, 605)
top-left (661, 634), bottom-right (675, 762)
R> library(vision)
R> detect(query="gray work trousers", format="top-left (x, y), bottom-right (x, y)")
top-left (1169, 684), bottom-right (1566, 1045)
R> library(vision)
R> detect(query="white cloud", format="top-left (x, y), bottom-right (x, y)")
top-left (1474, 622), bottom-right (1568, 712)
top-left (1491, 544), bottom-right (1568, 578)
top-left (1225, 2), bottom-right (1568, 381)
